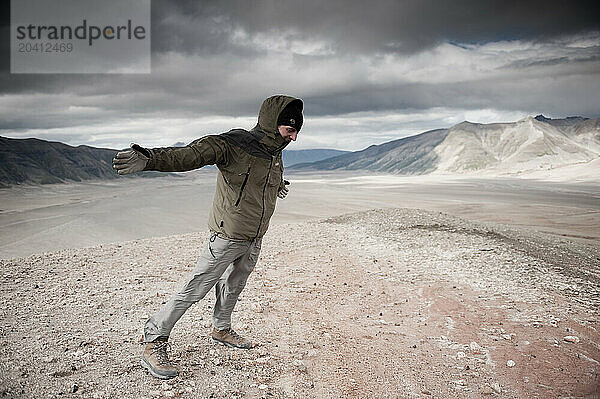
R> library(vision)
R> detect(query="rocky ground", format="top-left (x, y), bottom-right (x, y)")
top-left (0, 208), bottom-right (599, 398)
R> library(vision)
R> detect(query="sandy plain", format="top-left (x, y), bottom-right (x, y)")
top-left (0, 170), bottom-right (599, 398)
top-left (1, 170), bottom-right (599, 259)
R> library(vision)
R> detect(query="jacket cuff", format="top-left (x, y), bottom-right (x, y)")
top-left (142, 148), bottom-right (156, 171)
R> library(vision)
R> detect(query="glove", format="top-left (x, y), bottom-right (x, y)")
top-left (112, 143), bottom-right (150, 175)
top-left (277, 180), bottom-right (290, 199)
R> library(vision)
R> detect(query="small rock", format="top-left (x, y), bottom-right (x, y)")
top-left (51, 369), bottom-right (73, 378)
top-left (451, 379), bottom-right (466, 389)
top-left (258, 384), bottom-right (268, 390)
top-left (469, 342), bottom-right (483, 353)
top-left (213, 358), bottom-right (221, 366)
top-left (564, 336), bottom-right (580, 343)
top-left (251, 303), bottom-right (263, 313)
top-left (507, 360), bottom-right (515, 367)
top-left (293, 359), bottom-right (307, 372)
top-left (72, 384), bottom-right (79, 393)
top-left (164, 391), bottom-right (175, 398)
top-left (186, 344), bottom-right (198, 352)
top-left (422, 389), bottom-right (432, 395)
top-left (72, 350), bottom-right (84, 358)
top-left (161, 382), bottom-right (172, 391)
top-left (491, 382), bottom-right (501, 393)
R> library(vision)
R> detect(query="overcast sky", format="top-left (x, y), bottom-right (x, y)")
top-left (1, 0), bottom-right (599, 151)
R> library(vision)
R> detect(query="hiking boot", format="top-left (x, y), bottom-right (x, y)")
top-left (141, 337), bottom-right (178, 379)
top-left (211, 327), bottom-right (253, 349)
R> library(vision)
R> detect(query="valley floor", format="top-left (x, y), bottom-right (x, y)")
top-left (1, 170), bottom-right (599, 259)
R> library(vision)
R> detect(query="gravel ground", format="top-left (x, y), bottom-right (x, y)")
top-left (1, 208), bottom-right (598, 398)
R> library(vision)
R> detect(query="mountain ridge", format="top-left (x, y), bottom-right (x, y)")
top-left (293, 115), bottom-right (600, 177)
top-left (2, 115), bottom-right (598, 186)
top-left (0, 137), bottom-right (347, 187)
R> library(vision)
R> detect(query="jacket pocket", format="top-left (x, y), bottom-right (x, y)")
top-left (234, 165), bottom-right (251, 206)
top-left (268, 164), bottom-right (283, 187)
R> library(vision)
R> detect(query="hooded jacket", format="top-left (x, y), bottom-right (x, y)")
top-left (143, 95), bottom-right (303, 241)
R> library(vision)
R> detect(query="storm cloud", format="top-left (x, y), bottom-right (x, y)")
top-left (1, 0), bottom-right (599, 150)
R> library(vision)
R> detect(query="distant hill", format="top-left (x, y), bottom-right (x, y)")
top-left (282, 149), bottom-right (349, 166)
top-left (0, 137), bottom-right (347, 187)
top-left (293, 115), bottom-right (600, 176)
top-left (0, 137), bottom-right (164, 187)
top-left (292, 129), bottom-right (449, 174)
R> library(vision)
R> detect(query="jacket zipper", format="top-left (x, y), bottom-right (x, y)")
top-left (254, 156), bottom-right (274, 239)
top-left (234, 166), bottom-right (251, 206)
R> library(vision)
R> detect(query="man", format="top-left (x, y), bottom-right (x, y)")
top-left (112, 95), bottom-right (303, 379)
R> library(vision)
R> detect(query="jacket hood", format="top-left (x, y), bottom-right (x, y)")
top-left (254, 95), bottom-right (303, 153)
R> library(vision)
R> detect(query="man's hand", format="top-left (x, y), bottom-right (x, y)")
top-left (277, 180), bottom-right (290, 199)
top-left (112, 144), bottom-right (150, 175)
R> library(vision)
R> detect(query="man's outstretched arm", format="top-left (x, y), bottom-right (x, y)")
top-left (112, 136), bottom-right (229, 174)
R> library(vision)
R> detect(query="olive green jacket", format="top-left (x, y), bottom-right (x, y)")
top-left (143, 95), bottom-right (303, 241)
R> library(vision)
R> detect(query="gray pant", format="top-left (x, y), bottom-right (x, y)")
top-left (144, 233), bottom-right (262, 342)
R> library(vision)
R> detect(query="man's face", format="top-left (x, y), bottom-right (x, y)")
top-left (278, 125), bottom-right (298, 142)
